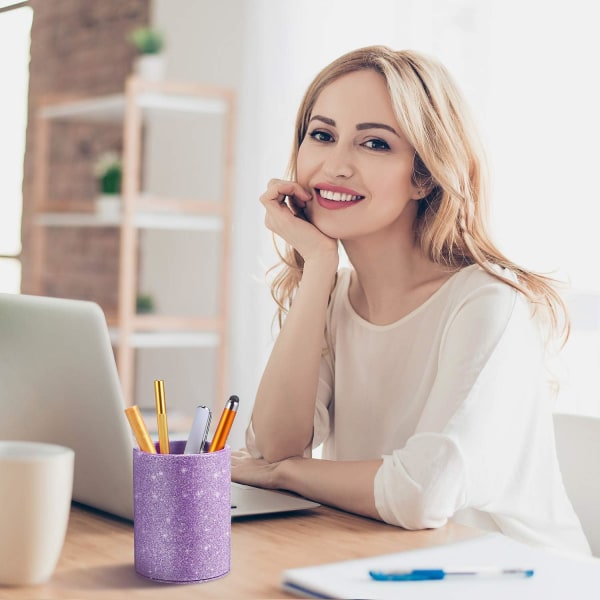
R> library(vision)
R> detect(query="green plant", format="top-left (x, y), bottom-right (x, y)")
top-left (93, 152), bottom-right (122, 195)
top-left (136, 294), bottom-right (155, 314)
top-left (128, 27), bottom-right (165, 54)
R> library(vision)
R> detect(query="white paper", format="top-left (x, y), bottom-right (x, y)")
top-left (281, 533), bottom-right (600, 599)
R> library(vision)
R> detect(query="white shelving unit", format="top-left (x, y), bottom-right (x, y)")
top-left (31, 77), bottom-right (236, 415)
top-left (36, 211), bottom-right (223, 231)
top-left (39, 92), bottom-right (227, 122)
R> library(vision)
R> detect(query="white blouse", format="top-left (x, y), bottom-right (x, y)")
top-left (247, 264), bottom-right (590, 556)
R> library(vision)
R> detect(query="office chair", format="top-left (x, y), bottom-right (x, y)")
top-left (553, 412), bottom-right (600, 557)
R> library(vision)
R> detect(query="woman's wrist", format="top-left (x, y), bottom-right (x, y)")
top-left (302, 250), bottom-right (339, 280)
top-left (272, 456), bottom-right (302, 492)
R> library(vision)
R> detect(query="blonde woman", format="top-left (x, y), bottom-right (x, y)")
top-left (231, 46), bottom-right (590, 555)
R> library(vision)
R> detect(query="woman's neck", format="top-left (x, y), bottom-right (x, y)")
top-left (342, 232), bottom-right (454, 325)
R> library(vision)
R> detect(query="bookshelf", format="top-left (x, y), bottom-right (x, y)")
top-left (31, 76), bottom-right (235, 420)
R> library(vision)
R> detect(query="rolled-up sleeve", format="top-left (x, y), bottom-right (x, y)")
top-left (375, 434), bottom-right (468, 529)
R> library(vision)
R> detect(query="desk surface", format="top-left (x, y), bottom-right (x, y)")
top-left (4, 503), bottom-right (479, 599)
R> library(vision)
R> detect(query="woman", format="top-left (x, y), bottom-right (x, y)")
top-left (232, 45), bottom-right (590, 555)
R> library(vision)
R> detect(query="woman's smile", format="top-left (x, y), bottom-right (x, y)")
top-left (315, 183), bottom-right (365, 210)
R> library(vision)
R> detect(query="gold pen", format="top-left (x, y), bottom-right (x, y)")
top-left (154, 379), bottom-right (170, 454)
top-left (124, 405), bottom-right (156, 453)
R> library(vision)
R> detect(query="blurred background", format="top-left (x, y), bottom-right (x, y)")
top-left (1, 0), bottom-right (599, 449)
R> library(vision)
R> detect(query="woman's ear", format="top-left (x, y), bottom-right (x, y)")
top-left (413, 179), bottom-right (435, 200)
top-left (413, 186), bottom-right (428, 200)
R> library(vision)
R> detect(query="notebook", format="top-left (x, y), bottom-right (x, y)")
top-left (0, 292), bottom-right (319, 521)
top-left (281, 533), bottom-right (600, 599)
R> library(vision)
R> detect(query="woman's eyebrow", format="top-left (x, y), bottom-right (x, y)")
top-left (309, 115), bottom-right (399, 136)
top-left (309, 115), bottom-right (335, 126)
top-left (356, 122), bottom-right (399, 136)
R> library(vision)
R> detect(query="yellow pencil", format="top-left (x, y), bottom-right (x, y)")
top-left (154, 379), bottom-right (170, 454)
top-left (124, 405), bottom-right (156, 453)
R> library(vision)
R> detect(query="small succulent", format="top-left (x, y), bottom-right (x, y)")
top-left (128, 27), bottom-right (165, 54)
top-left (93, 152), bottom-right (122, 195)
top-left (136, 294), bottom-right (155, 314)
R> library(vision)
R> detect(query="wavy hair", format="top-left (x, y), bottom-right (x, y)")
top-left (269, 46), bottom-right (569, 342)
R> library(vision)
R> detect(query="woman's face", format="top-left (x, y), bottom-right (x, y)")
top-left (297, 69), bottom-right (422, 242)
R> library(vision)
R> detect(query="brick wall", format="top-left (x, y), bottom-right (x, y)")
top-left (20, 0), bottom-right (150, 316)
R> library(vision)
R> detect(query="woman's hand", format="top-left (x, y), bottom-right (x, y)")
top-left (231, 449), bottom-right (289, 490)
top-left (261, 179), bottom-right (338, 264)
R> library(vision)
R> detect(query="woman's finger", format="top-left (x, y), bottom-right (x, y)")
top-left (260, 179), bottom-right (311, 209)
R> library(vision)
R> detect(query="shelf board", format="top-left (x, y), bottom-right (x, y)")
top-left (138, 92), bottom-right (227, 115)
top-left (132, 315), bottom-right (222, 330)
top-left (108, 328), bottom-right (220, 349)
top-left (36, 211), bottom-right (223, 231)
top-left (138, 407), bottom-right (192, 435)
top-left (39, 92), bottom-right (227, 123)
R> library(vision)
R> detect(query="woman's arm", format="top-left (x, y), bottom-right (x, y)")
top-left (252, 260), bottom-right (337, 462)
top-left (251, 180), bottom-right (339, 462)
top-left (232, 452), bottom-right (383, 520)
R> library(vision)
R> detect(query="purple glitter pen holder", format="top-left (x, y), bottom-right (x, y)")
top-left (133, 441), bottom-right (231, 583)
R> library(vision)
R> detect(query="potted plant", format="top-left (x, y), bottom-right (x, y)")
top-left (93, 151), bottom-right (122, 218)
top-left (128, 26), bottom-right (166, 81)
top-left (136, 293), bottom-right (155, 314)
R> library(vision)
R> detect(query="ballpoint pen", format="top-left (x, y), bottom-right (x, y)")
top-left (154, 379), bottom-right (170, 454)
top-left (207, 395), bottom-right (239, 453)
top-left (184, 405), bottom-right (212, 454)
top-left (369, 567), bottom-right (535, 581)
top-left (124, 405), bottom-right (156, 453)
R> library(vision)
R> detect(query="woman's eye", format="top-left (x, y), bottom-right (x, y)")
top-left (308, 130), bottom-right (334, 143)
top-left (363, 138), bottom-right (390, 151)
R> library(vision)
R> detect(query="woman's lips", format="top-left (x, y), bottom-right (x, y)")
top-left (314, 186), bottom-right (365, 210)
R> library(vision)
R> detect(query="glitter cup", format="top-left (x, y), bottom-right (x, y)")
top-left (133, 441), bottom-right (231, 583)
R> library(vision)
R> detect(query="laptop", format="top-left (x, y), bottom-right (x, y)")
top-left (0, 293), bottom-right (319, 520)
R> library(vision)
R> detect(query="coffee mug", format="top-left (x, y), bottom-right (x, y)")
top-left (0, 441), bottom-right (74, 586)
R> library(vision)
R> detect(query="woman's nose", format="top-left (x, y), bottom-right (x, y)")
top-left (322, 145), bottom-right (354, 179)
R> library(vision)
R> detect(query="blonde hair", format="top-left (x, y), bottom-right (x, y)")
top-left (269, 45), bottom-right (569, 342)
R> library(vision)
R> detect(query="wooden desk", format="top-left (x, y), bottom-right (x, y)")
top-left (4, 503), bottom-right (479, 599)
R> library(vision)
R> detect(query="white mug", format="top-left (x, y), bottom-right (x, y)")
top-left (0, 441), bottom-right (74, 586)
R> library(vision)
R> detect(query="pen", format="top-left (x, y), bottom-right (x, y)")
top-left (184, 405), bottom-right (212, 454)
top-left (207, 395), bottom-right (239, 453)
top-left (154, 379), bottom-right (170, 454)
top-left (369, 567), bottom-right (535, 581)
top-left (124, 405), bottom-right (156, 453)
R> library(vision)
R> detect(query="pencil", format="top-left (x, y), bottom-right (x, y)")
top-left (124, 405), bottom-right (156, 453)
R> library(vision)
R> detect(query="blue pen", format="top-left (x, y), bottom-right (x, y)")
top-left (369, 567), bottom-right (535, 581)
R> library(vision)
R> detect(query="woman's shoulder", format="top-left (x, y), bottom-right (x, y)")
top-left (414, 263), bottom-right (519, 331)
top-left (443, 262), bottom-right (536, 329)
top-left (446, 263), bottom-right (519, 300)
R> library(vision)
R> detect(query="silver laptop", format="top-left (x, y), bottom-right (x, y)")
top-left (0, 293), bottom-right (319, 520)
